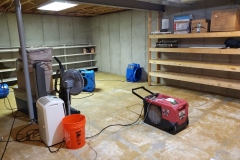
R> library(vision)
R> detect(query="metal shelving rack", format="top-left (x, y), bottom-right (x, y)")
top-left (0, 44), bottom-right (98, 82)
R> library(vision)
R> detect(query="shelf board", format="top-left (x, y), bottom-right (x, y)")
top-left (0, 68), bottom-right (15, 72)
top-left (2, 77), bottom-right (17, 82)
top-left (52, 60), bottom-right (96, 66)
top-left (0, 58), bottom-right (17, 63)
top-left (149, 31), bottom-right (240, 39)
top-left (149, 48), bottom-right (240, 55)
top-left (0, 49), bottom-right (18, 53)
top-left (0, 45), bottom-right (96, 52)
top-left (149, 71), bottom-right (240, 90)
top-left (52, 45), bottom-right (96, 50)
top-left (149, 59), bottom-right (240, 72)
top-left (53, 53), bottom-right (96, 58)
top-left (77, 66), bottom-right (98, 70)
top-left (52, 66), bottom-right (98, 75)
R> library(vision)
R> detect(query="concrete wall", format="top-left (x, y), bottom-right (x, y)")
top-left (0, 13), bottom-right (90, 78)
top-left (89, 10), bottom-right (157, 81)
top-left (0, 13), bottom-right (90, 47)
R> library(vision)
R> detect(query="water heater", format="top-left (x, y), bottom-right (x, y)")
top-left (36, 96), bottom-right (65, 146)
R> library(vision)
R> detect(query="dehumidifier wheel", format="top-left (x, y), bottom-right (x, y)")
top-left (168, 125), bottom-right (177, 134)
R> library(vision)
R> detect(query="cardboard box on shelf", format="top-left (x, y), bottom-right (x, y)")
top-left (174, 20), bottom-right (191, 31)
top-left (174, 15), bottom-right (192, 34)
top-left (191, 19), bottom-right (209, 33)
top-left (210, 8), bottom-right (240, 31)
top-left (191, 19), bottom-right (207, 23)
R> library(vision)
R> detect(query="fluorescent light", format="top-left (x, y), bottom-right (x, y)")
top-left (38, 2), bottom-right (77, 11)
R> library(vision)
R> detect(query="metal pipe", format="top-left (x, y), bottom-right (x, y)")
top-left (14, 0), bottom-right (34, 120)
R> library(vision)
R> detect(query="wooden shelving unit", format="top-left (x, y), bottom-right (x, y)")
top-left (149, 59), bottom-right (240, 72)
top-left (0, 44), bottom-right (98, 82)
top-left (148, 13), bottom-right (240, 90)
top-left (149, 31), bottom-right (240, 39)
top-left (149, 71), bottom-right (240, 90)
top-left (149, 48), bottom-right (240, 55)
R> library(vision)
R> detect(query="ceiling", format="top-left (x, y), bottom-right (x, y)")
top-left (0, 0), bottom-right (205, 17)
top-left (0, 0), bottom-right (128, 17)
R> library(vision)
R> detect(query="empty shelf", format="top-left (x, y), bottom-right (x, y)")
top-left (149, 48), bottom-right (240, 55)
top-left (2, 77), bottom-right (17, 82)
top-left (0, 58), bottom-right (17, 63)
top-left (0, 49), bottom-right (18, 53)
top-left (54, 53), bottom-right (96, 58)
top-left (149, 31), bottom-right (240, 39)
top-left (52, 66), bottom-right (98, 75)
top-left (52, 60), bottom-right (96, 66)
top-left (149, 59), bottom-right (240, 72)
top-left (0, 68), bottom-right (15, 72)
top-left (52, 45), bottom-right (96, 50)
top-left (149, 71), bottom-right (240, 90)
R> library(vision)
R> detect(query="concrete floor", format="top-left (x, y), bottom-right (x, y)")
top-left (0, 72), bottom-right (240, 160)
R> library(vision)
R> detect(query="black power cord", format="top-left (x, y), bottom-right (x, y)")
top-left (0, 111), bottom-right (18, 160)
top-left (72, 92), bottom-right (94, 99)
top-left (15, 121), bottom-right (65, 153)
top-left (86, 105), bottom-right (144, 139)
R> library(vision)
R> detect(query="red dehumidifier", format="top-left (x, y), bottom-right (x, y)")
top-left (132, 86), bottom-right (189, 134)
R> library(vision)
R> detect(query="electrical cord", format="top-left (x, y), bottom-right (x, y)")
top-left (86, 106), bottom-right (144, 139)
top-left (72, 92), bottom-right (94, 99)
top-left (88, 138), bottom-right (97, 160)
top-left (84, 114), bottom-right (99, 160)
top-left (0, 110), bottom-right (18, 160)
top-left (3, 96), bottom-right (27, 118)
top-left (15, 120), bottom-right (65, 153)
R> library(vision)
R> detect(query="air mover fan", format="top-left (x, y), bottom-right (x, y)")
top-left (126, 63), bottom-right (142, 82)
top-left (79, 70), bottom-right (95, 92)
top-left (132, 86), bottom-right (189, 134)
top-left (54, 57), bottom-right (84, 115)
top-left (62, 69), bottom-right (84, 115)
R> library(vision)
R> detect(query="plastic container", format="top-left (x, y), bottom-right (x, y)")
top-left (62, 114), bottom-right (86, 149)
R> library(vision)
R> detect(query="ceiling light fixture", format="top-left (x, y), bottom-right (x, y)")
top-left (37, 2), bottom-right (78, 11)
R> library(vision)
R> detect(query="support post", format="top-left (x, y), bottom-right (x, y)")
top-left (156, 12), bottom-right (162, 84)
top-left (148, 11), bottom-right (152, 86)
top-left (14, 0), bottom-right (34, 120)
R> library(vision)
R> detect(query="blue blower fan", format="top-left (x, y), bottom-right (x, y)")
top-left (0, 83), bottom-right (9, 98)
top-left (126, 63), bottom-right (142, 82)
top-left (79, 70), bottom-right (95, 92)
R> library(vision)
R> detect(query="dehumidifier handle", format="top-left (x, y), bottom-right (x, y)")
top-left (55, 69), bottom-right (60, 93)
top-left (132, 86), bottom-right (154, 100)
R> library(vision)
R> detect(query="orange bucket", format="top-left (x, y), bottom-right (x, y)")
top-left (62, 114), bottom-right (86, 149)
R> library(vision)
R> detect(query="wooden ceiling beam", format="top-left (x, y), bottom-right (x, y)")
top-left (0, 6), bottom-right (4, 11)
top-left (7, 0), bottom-right (33, 11)
top-left (71, 0), bottom-right (165, 11)
top-left (20, 0), bottom-right (37, 11)
top-left (0, 0), bottom-right (10, 6)
top-left (60, 4), bottom-right (94, 13)
top-left (35, 0), bottom-right (50, 6)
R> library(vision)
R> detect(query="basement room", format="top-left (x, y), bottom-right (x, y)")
top-left (0, 0), bottom-right (240, 159)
